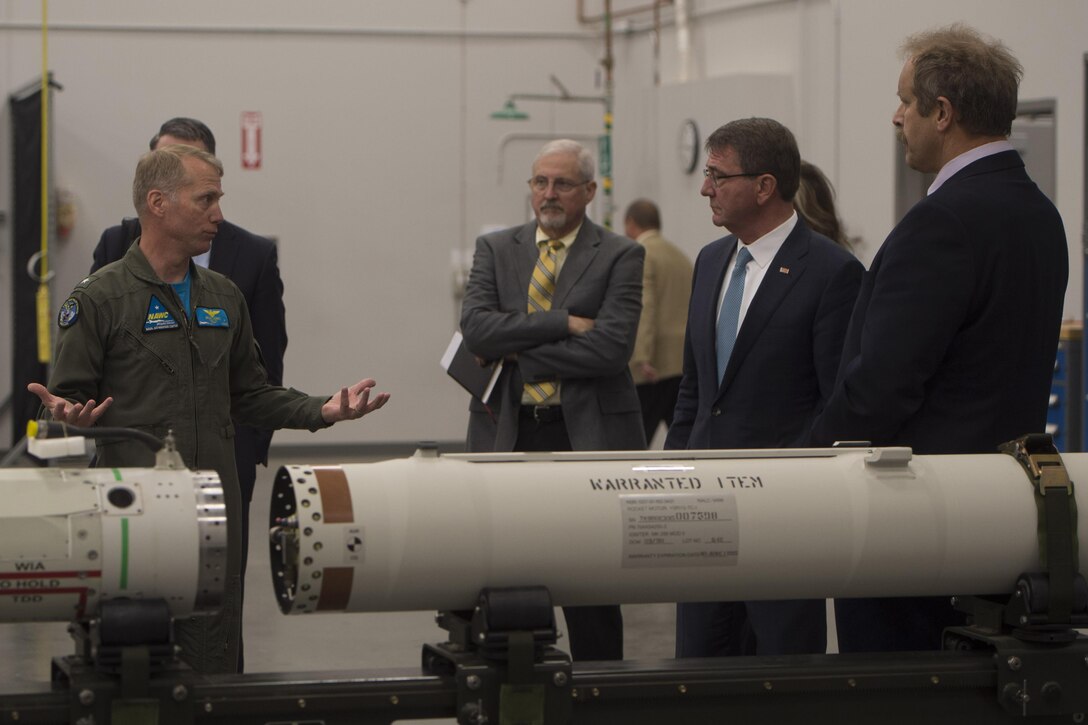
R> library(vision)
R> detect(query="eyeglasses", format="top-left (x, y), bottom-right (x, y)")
top-left (702, 167), bottom-right (771, 186)
top-left (528, 176), bottom-right (590, 194)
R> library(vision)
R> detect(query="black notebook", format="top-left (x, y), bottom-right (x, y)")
top-left (441, 331), bottom-right (503, 403)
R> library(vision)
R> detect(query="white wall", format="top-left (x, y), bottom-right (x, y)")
top-left (2, 0), bottom-right (1085, 448)
top-left (0, 1), bottom-right (608, 446)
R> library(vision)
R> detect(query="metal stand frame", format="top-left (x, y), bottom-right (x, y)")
top-left (4, 435), bottom-right (1088, 724)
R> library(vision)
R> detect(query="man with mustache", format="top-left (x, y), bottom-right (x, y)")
top-left (810, 24), bottom-right (1068, 652)
top-left (460, 138), bottom-right (646, 661)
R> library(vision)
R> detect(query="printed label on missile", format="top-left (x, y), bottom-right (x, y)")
top-left (620, 493), bottom-right (739, 568)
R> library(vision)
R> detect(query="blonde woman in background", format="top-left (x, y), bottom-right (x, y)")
top-left (795, 160), bottom-right (850, 249)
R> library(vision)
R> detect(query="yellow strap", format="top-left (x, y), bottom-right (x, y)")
top-left (36, 0), bottom-right (51, 364)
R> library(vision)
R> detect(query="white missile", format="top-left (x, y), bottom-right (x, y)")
top-left (269, 446), bottom-right (1085, 614)
top-left (0, 467), bottom-right (226, 622)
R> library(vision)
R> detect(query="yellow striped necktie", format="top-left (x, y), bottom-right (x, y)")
top-left (525, 239), bottom-right (564, 402)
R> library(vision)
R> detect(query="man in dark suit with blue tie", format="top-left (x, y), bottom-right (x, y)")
top-left (668, 118), bottom-right (863, 658)
top-left (810, 25), bottom-right (1068, 653)
top-left (91, 118), bottom-right (287, 589)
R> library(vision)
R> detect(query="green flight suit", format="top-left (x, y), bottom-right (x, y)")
top-left (49, 241), bottom-right (328, 673)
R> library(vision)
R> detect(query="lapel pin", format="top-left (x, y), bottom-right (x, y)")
top-left (778, 266), bottom-right (790, 275)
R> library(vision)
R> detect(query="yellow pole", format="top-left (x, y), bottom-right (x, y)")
top-left (36, 0), bottom-right (51, 364)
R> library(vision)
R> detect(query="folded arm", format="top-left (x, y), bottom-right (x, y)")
top-left (518, 242), bottom-right (645, 382)
top-left (460, 235), bottom-right (573, 361)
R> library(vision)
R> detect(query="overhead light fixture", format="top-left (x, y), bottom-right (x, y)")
top-left (490, 99), bottom-right (529, 121)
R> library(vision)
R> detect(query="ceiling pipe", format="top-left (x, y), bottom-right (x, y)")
top-left (652, 0), bottom-right (661, 86)
top-left (577, 0), bottom-right (674, 24)
top-left (506, 92), bottom-right (606, 105)
top-left (601, 0), bottom-right (615, 229)
top-left (676, 0), bottom-right (693, 83)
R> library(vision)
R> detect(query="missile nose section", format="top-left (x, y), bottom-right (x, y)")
top-left (0, 467), bottom-right (226, 623)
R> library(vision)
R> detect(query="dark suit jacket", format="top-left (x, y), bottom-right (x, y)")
top-left (810, 150), bottom-right (1068, 454)
top-left (460, 219), bottom-right (647, 452)
top-left (91, 218), bottom-right (288, 465)
top-left (666, 218), bottom-right (862, 451)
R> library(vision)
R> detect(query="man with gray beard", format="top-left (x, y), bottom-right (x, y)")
top-left (460, 138), bottom-right (646, 661)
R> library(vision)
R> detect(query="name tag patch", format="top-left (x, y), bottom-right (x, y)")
top-left (144, 295), bottom-right (179, 332)
top-left (196, 307), bottom-right (230, 328)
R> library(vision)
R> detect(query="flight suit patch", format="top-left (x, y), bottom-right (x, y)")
top-left (58, 298), bottom-right (79, 328)
top-left (144, 295), bottom-right (179, 332)
top-left (195, 307), bottom-right (230, 328)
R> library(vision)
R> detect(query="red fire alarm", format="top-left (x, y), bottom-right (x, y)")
top-left (241, 111), bottom-right (262, 170)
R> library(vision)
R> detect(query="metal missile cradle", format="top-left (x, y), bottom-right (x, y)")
top-left (3, 429), bottom-right (1088, 724)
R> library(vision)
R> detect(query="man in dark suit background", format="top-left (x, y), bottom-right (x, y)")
top-left (810, 24), bottom-right (1068, 652)
top-left (460, 138), bottom-right (646, 661)
top-left (91, 118), bottom-right (288, 588)
top-left (667, 118), bottom-right (863, 658)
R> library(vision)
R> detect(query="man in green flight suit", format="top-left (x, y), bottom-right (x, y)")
top-left (29, 144), bottom-right (390, 673)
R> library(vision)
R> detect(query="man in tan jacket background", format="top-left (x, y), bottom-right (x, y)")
top-left (625, 199), bottom-right (694, 443)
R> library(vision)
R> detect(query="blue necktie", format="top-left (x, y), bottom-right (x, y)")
top-left (715, 246), bottom-right (753, 382)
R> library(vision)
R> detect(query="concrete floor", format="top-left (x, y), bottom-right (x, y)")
top-left (2, 447), bottom-right (679, 690)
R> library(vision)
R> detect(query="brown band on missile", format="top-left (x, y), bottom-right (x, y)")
top-left (314, 466), bottom-right (354, 523)
top-left (317, 567), bottom-right (354, 611)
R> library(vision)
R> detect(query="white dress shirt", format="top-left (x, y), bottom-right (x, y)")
top-left (928, 139), bottom-right (1015, 195)
top-left (716, 211), bottom-right (798, 329)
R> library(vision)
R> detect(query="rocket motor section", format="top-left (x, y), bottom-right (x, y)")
top-left (0, 467), bottom-right (227, 623)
